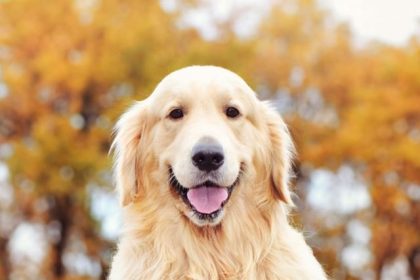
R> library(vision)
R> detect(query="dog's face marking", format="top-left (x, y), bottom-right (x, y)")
top-left (113, 66), bottom-right (293, 227)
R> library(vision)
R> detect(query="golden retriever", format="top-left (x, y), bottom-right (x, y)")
top-left (109, 66), bottom-right (327, 280)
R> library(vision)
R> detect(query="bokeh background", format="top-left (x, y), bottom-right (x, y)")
top-left (0, 0), bottom-right (419, 279)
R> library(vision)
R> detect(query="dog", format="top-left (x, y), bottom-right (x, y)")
top-left (108, 66), bottom-right (327, 279)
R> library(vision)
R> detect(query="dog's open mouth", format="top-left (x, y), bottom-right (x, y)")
top-left (169, 168), bottom-right (238, 220)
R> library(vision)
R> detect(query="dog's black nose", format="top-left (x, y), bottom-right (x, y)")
top-left (192, 142), bottom-right (224, 172)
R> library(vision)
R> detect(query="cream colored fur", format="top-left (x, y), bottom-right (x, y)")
top-left (109, 66), bottom-right (327, 280)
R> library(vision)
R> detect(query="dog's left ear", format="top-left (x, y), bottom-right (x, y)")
top-left (111, 101), bottom-right (150, 206)
top-left (262, 102), bottom-right (295, 205)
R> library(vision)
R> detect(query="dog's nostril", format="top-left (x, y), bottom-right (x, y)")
top-left (192, 150), bottom-right (224, 172)
top-left (212, 154), bottom-right (223, 165)
top-left (194, 154), bottom-right (206, 164)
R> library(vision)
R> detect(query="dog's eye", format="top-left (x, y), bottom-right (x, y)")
top-left (226, 106), bottom-right (240, 118)
top-left (169, 108), bottom-right (184, 120)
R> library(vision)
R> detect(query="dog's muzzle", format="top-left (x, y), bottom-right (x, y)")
top-left (169, 167), bottom-right (239, 222)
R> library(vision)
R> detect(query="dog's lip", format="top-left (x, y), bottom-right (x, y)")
top-left (168, 167), bottom-right (239, 218)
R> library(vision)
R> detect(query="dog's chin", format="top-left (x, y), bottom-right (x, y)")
top-left (169, 167), bottom-right (239, 227)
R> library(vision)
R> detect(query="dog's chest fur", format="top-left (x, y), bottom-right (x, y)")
top-left (108, 206), bottom-right (327, 280)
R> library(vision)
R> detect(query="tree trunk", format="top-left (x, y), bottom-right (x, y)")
top-left (49, 195), bottom-right (72, 278)
top-left (408, 246), bottom-right (420, 280)
top-left (0, 236), bottom-right (10, 280)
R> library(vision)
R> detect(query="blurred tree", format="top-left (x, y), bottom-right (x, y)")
top-left (308, 39), bottom-right (420, 279)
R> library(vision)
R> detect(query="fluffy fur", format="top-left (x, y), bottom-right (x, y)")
top-left (109, 66), bottom-right (327, 280)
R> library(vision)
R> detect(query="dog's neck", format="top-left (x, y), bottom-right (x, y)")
top-left (119, 198), bottom-right (291, 279)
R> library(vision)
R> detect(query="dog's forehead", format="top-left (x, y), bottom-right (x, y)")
top-left (150, 66), bottom-right (256, 104)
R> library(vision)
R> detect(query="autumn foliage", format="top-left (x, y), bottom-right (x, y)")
top-left (0, 0), bottom-right (419, 279)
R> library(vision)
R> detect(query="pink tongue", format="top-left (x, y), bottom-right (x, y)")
top-left (187, 186), bottom-right (228, 214)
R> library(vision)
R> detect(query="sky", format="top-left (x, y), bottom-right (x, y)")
top-left (177, 0), bottom-right (420, 45)
top-left (319, 0), bottom-right (420, 45)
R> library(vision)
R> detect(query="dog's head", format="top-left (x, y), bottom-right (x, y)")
top-left (112, 66), bottom-right (294, 226)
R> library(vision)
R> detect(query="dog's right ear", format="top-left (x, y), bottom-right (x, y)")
top-left (111, 101), bottom-right (149, 206)
top-left (261, 102), bottom-right (295, 206)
